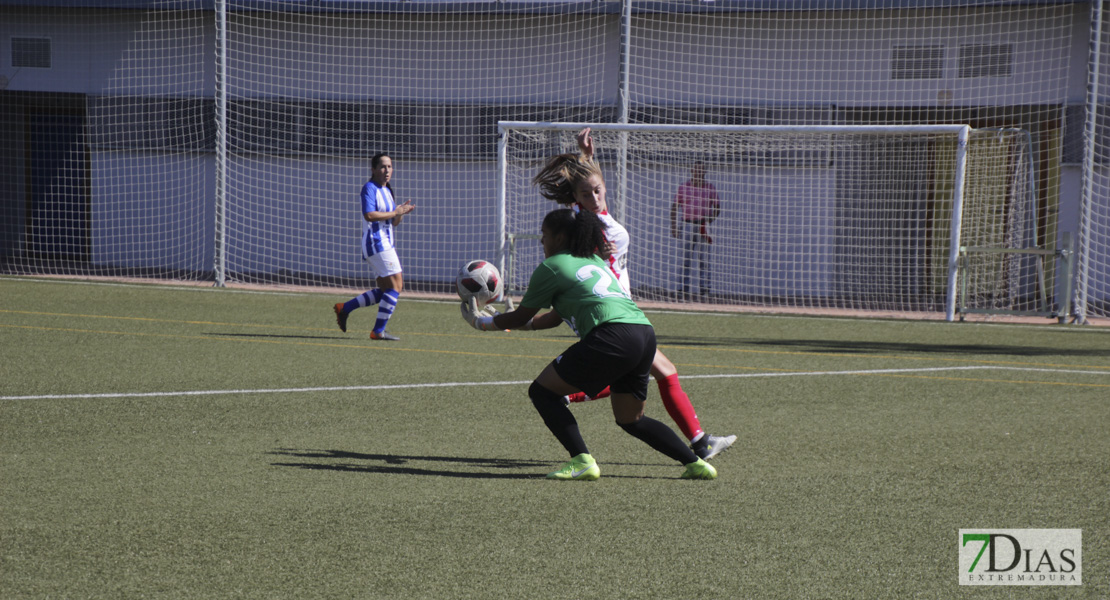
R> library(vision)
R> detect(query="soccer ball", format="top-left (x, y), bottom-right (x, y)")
top-left (456, 260), bottom-right (503, 307)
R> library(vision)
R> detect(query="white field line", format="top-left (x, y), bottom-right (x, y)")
top-left (678, 365), bottom-right (1110, 380)
top-left (0, 380), bottom-right (533, 401)
top-left (3, 365), bottom-right (1106, 401)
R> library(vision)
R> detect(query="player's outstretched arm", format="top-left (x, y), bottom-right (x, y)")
top-left (461, 298), bottom-right (539, 332)
top-left (525, 310), bottom-right (563, 331)
top-left (576, 127), bottom-right (594, 160)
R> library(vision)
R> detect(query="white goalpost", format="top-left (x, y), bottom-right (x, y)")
top-left (498, 121), bottom-right (1056, 322)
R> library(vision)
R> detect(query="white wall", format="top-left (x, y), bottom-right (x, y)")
top-left (1, 8), bottom-right (212, 96)
top-left (631, 6), bottom-right (1083, 107)
top-left (4, 6), bottom-right (1084, 104)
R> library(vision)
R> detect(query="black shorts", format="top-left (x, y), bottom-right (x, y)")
top-left (552, 322), bottom-right (656, 402)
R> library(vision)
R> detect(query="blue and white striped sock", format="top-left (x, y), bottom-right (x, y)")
top-left (373, 289), bottom-right (399, 333)
top-left (344, 288), bottom-right (383, 314)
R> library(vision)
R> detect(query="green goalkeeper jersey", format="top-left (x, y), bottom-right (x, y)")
top-left (519, 252), bottom-right (651, 338)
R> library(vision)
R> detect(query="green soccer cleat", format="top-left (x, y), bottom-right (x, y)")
top-left (546, 453), bottom-right (600, 480)
top-left (681, 458), bottom-right (718, 480)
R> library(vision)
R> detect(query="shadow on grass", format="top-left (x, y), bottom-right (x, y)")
top-left (657, 335), bottom-right (1110, 358)
top-left (268, 448), bottom-right (673, 480)
top-left (206, 332), bottom-right (346, 341)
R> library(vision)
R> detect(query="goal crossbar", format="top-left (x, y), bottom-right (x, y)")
top-left (498, 121), bottom-right (972, 136)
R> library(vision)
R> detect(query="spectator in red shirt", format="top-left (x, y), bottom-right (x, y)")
top-left (670, 162), bottom-right (721, 298)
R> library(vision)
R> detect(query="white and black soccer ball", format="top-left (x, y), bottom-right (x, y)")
top-left (456, 260), bottom-right (503, 307)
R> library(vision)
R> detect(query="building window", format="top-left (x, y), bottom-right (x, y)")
top-left (891, 45), bottom-right (944, 80)
top-left (12, 37), bottom-right (51, 68)
top-left (959, 44), bottom-right (1012, 78)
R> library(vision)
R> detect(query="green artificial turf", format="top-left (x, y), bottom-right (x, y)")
top-left (2, 277), bottom-right (1108, 598)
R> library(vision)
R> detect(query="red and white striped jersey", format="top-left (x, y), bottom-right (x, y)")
top-left (596, 210), bottom-right (630, 296)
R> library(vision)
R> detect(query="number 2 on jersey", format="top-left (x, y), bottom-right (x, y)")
top-left (575, 264), bottom-right (630, 300)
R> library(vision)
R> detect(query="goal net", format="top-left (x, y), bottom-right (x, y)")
top-left (499, 122), bottom-right (1046, 321)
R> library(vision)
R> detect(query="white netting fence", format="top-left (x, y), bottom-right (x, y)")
top-left (0, 0), bottom-right (1105, 321)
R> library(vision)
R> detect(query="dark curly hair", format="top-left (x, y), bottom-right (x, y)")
top-left (542, 208), bottom-right (607, 258)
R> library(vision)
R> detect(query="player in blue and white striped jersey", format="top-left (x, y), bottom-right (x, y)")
top-left (334, 152), bottom-right (415, 341)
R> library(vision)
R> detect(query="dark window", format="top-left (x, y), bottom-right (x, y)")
top-left (959, 44), bottom-right (1012, 78)
top-left (892, 45), bottom-right (944, 80)
top-left (12, 38), bottom-right (51, 68)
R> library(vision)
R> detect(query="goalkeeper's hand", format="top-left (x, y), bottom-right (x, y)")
top-left (461, 297), bottom-right (502, 331)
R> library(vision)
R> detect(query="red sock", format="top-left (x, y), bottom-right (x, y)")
top-left (657, 374), bottom-right (702, 441)
top-left (567, 386), bottom-right (612, 403)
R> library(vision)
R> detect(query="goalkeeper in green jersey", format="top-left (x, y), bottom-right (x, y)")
top-left (462, 208), bottom-right (717, 480)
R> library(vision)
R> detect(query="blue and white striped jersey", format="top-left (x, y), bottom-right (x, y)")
top-left (360, 180), bottom-right (396, 258)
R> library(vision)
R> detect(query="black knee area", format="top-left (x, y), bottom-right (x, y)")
top-left (529, 381), bottom-right (563, 409)
top-left (617, 419), bottom-right (641, 435)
